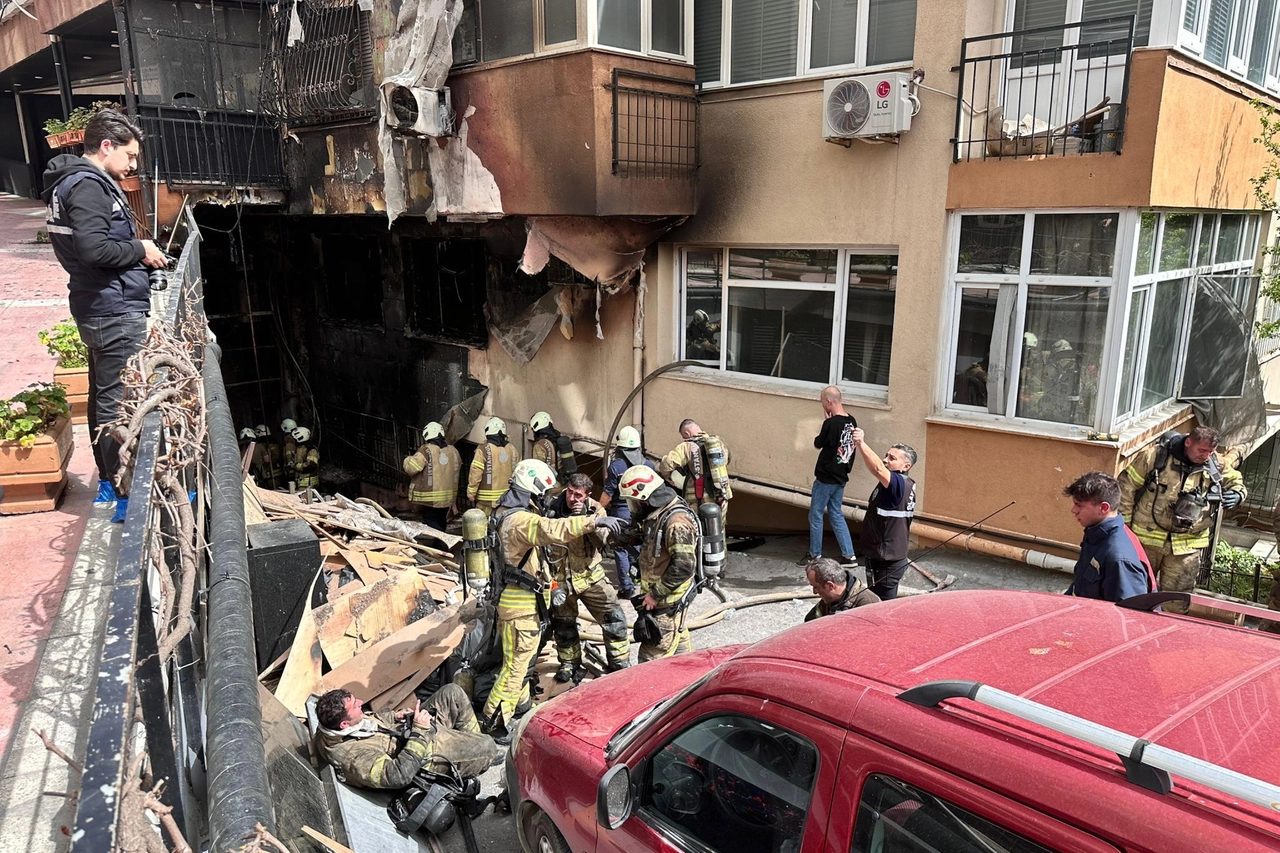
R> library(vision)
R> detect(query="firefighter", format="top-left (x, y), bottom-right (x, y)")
top-left (254, 424), bottom-right (281, 489)
top-left (467, 417), bottom-right (516, 516)
top-left (279, 417), bottom-right (299, 470)
top-left (289, 426), bottom-right (320, 493)
top-left (616, 465), bottom-right (699, 662)
top-left (480, 459), bottom-right (624, 743)
top-left (598, 425), bottom-right (651, 599)
top-left (546, 472), bottom-right (631, 682)
top-left (1119, 426), bottom-right (1246, 614)
top-left (529, 411), bottom-right (565, 481)
top-left (403, 421), bottom-right (460, 531)
top-left (657, 418), bottom-right (732, 524)
top-left (241, 427), bottom-right (269, 488)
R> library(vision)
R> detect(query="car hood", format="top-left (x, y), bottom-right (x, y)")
top-left (533, 646), bottom-right (745, 748)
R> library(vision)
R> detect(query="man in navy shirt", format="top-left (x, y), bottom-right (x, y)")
top-left (851, 428), bottom-right (917, 600)
top-left (599, 425), bottom-right (651, 598)
top-left (1064, 471), bottom-right (1154, 602)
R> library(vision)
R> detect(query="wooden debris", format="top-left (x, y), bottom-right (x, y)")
top-left (276, 594), bottom-right (325, 718)
top-left (301, 826), bottom-right (358, 853)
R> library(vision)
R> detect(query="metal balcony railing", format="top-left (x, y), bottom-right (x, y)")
top-left (952, 15), bottom-right (1135, 163)
top-left (137, 106), bottom-right (285, 187)
top-left (610, 69), bottom-right (700, 179)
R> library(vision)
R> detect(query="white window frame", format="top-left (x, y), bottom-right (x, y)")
top-left (695, 0), bottom-right (915, 90)
top-left (1175, 0), bottom-right (1280, 93)
top-left (589, 0), bottom-right (696, 61)
top-left (676, 246), bottom-right (898, 397)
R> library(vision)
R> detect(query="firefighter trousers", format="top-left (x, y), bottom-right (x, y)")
top-left (637, 608), bottom-right (692, 663)
top-left (482, 612), bottom-right (541, 726)
top-left (1140, 542), bottom-right (1204, 615)
top-left (421, 683), bottom-right (499, 778)
top-left (552, 580), bottom-right (631, 669)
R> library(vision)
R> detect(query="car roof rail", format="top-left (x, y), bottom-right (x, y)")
top-left (1116, 591), bottom-right (1280, 625)
top-left (898, 680), bottom-right (1280, 813)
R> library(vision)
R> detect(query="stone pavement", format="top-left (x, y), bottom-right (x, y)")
top-left (0, 192), bottom-right (120, 851)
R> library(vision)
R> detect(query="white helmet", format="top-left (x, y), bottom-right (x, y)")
top-left (619, 465), bottom-right (663, 502)
top-left (615, 425), bottom-right (641, 450)
top-left (281, 418), bottom-right (298, 432)
top-left (239, 427), bottom-right (256, 441)
top-left (254, 424), bottom-right (271, 438)
top-left (530, 411), bottom-right (553, 433)
top-left (291, 426), bottom-right (311, 443)
top-left (484, 416), bottom-right (506, 437)
top-left (1022, 332), bottom-right (1038, 349)
top-left (422, 422), bottom-right (444, 441)
top-left (510, 459), bottom-right (556, 496)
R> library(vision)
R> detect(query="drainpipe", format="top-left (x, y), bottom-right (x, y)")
top-left (730, 479), bottom-right (1076, 575)
top-left (632, 267), bottom-right (646, 433)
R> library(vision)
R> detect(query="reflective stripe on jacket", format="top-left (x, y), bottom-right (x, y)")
top-left (468, 442), bottom-right (515, 505)
top-left (1119, 443), bottom-right (1246, 555)
top-left (496, 509), bottom-right (596, 618)
top-left (405, 443), bottom-right (460, 506)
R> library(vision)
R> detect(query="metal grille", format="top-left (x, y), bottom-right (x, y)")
top-left (610, 69), bottom-right (699, 179)
top-left (259, 0), bottom-right (376, 125)
top-left (952, 16), bottom-right (1134, 163)
top-left (323, 403), bottom-right (406, 491)
top-left (138, 106), bottom-right (285, 187)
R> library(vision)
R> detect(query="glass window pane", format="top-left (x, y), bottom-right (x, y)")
top-left (483, 0), bottom-right (535, 59)
top-left (1135, 211), bottom-right (1156, 275)
top-left (1184, 0), bottom-right (1202, 32)
top-left (1196, 214), bottom-right (1215, 266)
top-left (544, 0), bottom-right (578, 44)
top-left (1159, 213), bottom-right (1196, 271)
top-left (958, 214), bottom-right (1024, 274)
top-left (654, 0), bottom-right (684, 53)
top-left (1030, 213), bottom-right (1118, 276)
top-left (867, 0), bottom-right (917, 66)
top-left (951, 288), bottom-right (997, 407)
top-left (1215, 213), bottom-right (1243, 263)
top-left (599, 0), bottom-right (642, 50)
top-left (454, 0), bottom-right (481, 63)
top-left (1011, 0), bottom-right (1067, 65)
top-left (1016, 285), bottom-right (1108, 425)
top-left (809, 0), bottom-right (858, 69)
top-left (730, 0), bottom-right (798, 83)
top-left (843, 255), bottom-right (896, 386)
top-left (645, 716), bottom-right (818, 853)
top-left (726, 286), bottom-right (834, 381)
top-left (1205, 0), bottom-right (1235, 67)
top-left (685, 251), bottom-right (723, 362)
top-left (728, 248), bottom-right (838, 282)
top-left (1117, 287), bottom-right (1147, 418)
top-left (1231, 0), bottom-right (1251, 59)
top-left (1248, 0), bottom-right (1277, 84)
top-left (694, 0), bottom-right (722, 83)
top-left (1140, 278), bottom-right (1189, 410)
top-left (1079, 0), bottom-right (1152, 54)
top-left (1242, 215), bottom-right (1259, 263)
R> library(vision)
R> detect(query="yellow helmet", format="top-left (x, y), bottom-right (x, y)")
top-left (422, 422), bottom-right (444, 441)
top-left (484, 417), bottom-right (506, 437)
top-left (510, 459), bottom-right (556, 496)
top-left (615, 425), bottom-right (641, 450)
top-left (530, 411), bottom-right (553, 432)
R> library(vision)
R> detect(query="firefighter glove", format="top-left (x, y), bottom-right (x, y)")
top-left (1221, 491), bottom-right (1243, 510)
top-left (594, 516), bottom-right (626, 537)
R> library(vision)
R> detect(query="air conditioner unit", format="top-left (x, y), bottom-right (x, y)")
top-left (823, 72), bottom-right (913, 142)
top-left (383, 85), bottom-right (453, 137)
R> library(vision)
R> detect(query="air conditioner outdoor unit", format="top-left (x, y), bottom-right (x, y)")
top-left (823, 72), bottom-right (913, 141)
top-left (383, 85), bottom-right (453, 137)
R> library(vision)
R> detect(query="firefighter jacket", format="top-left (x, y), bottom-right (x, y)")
top-left (291, 444), bottom-right (320, 489)
top-left (250, 442), bottom-right (279, 488)
top-left (621, 497), bottom-right (698, 609)
top-left (545, 495), bottom-right (608, 594)
top-left (317, 709), bottom-right (432, 790)
top-left (403, 442), bottom-right (461, 507)
top-left (532, 437), bottom-right (557, 471)
top-left (658, 433), bottom-right (732, 505)
top-left (804, 571), bottom-right (880, 621)
top-left (467, 441), bottom-right (516, 506)
top-left (1119, 441), bottom-right (1246, 555)
top-left (494, 508), bottom-right (601, 620)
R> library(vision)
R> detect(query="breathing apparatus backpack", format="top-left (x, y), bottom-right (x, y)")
top-left (686, 434), bottom-right (732, 502)
top-left (1135, 431), bottom-right (1223, 532)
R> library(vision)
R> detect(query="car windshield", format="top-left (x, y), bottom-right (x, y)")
top-left (605, 670), bottom-right (715, 761)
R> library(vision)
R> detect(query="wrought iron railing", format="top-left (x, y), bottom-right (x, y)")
top-left (137, 106), bottom-right (285, 187)
top-left (952, 16), bottom-right (1135, 163)
top-left (258, 0), bottom-right (377, 126)
top-left (610, 68), bottom-right (699, 179)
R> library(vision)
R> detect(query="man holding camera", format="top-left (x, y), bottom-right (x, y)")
top-left (42, 109), bottom-right (168, 522)
top-left (1119, 426), bottom-right (1245, 613)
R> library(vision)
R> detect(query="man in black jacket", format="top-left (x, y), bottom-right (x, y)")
top-left (42, 109), bottom-right (167, 522)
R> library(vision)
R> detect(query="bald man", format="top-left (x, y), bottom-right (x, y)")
top-left (800, 386), bottom-right (857, 568)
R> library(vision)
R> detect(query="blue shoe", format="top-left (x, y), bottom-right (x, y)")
top-left (95, 480), bottom-right (117, 504)
top-left (111, 497), bottom-right (128, 524)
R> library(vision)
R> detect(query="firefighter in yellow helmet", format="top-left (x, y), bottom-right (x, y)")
top-left (403, 421), bottom-right (461, 531)
top-left (289, 426), bottom-right (320, 492)
top-left (615, 465), bottom-right (699, 662)
top-left (480, 459), bottom-right (625, 743)
top-left (467, 417), bottom-right (516, 516)
top-left (658, 418), bottom-right (732, 525)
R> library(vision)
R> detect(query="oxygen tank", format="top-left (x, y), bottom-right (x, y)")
top-left (697, 502), bottom-right (725, 581)
top-left (554, 434), bottom-right (578, 477)
top-left (452, 659), bottom-right (475, 699)
top-left (461, 508), bottom-right (491, 595)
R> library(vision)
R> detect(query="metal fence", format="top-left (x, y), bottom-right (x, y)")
top-left (610, 68), bottom-right (699, 179)
top-left (258, 0), bottom-right (377, 126)
top-left (953, 16), bottom-right (1134, 163)
top-left (137, 106), bottom-right (285, 187)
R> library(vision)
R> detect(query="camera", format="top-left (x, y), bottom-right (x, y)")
top-left (149, 253), bottom-right (176, 291)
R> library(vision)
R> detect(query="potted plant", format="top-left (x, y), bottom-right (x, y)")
top-left (39, 320), bottom-right (89, 425)
top-left (0, 383), bottom-right (74, 515)
top-left (43, 101), bottom-right (125, 150)
top-left (43, 118), bottom-right (68, 149)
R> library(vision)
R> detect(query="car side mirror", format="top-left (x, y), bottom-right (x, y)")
top-left (597, 763), bottom-right (633, 830)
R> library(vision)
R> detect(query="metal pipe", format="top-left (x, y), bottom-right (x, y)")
top-left (202, 340), bottom-right (276, 851)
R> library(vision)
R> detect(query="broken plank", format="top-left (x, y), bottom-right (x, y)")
top-left (258, 647), bottom-right (290, 681)
top-left (276, 605), bottom-right (325, 718)
top-left (340, 547), bottom-right (387, 588)
top-left (369, 670), bottom-right (424, 713)
top-left (365, 550), bottom-right (416, 569)
top-left (302, 826), bottom-right (358, 853)
top-left (350, 572), bottom-right (433, 650)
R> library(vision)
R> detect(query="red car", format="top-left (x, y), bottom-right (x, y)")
top-left (507, 590), bottom-right (1280, 853)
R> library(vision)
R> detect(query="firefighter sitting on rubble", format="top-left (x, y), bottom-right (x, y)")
top-left (615, 465), bottom-right (699, 662)
top-left (467, 417), bottom-right (516, 516)
top-left (315, 684), bottom-right (499, 790)
top-left (481, 459), bottom-right (624, 744)
top-left (545, 472), bottom-right (631, 683)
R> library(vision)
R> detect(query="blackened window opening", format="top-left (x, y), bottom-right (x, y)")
top-left (259, 0), bottom-right (376, 125)
top-left (404, 238), bottom-right (489, 347)
top-left (320, 234), bottom-right (385, 324)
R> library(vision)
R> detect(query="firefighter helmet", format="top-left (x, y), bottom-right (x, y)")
top-left (530, 411), bottom-right (553, 433)
top-left (281, 418), bottom-right (298, 433)
top-left (510, 459), bottom-right (556, 496)
top-left (615, 425), bottom-right (642, 450)
top-left (291, 426), bottom-right (311, 443)
top-left (484, 417), bottom-right (506, 437)
top-left (619, 465), bottom-right (663, 502)
top-left (239, 427), bottom-right (256, 441)
top-left (254, 424), bottom-right (271, 438)
top-left (422, 422), bottom-right (444, 441)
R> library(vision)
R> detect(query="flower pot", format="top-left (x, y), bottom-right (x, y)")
top-left (62, 129), bottom-right (85, 147)
top-left (0, 416), bottom-right (74, 514)
top-left (53, 365), bottom-right (89, 425)
top-left (45, 133), bottom-right (63, 149)
top-left (118, 175), bottom-right (141, 192)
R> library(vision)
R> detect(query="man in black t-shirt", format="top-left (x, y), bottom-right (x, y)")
top-left (852, 428), bottom-right (918, 600)
top-left (800, 386), bottom-right (858, 568)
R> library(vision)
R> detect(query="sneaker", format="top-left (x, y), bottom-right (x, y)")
top-left (840, 555), bottom-right (859, 570)
top-left (111, 497), bottom-right (129, 524)
top-left (95, 480), bottom-right (117, 504)
top-left (796, 553), bottom-right (819, 567)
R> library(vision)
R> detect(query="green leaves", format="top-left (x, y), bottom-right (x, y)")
top-left (1251, 100), bottom-right (1280, 341)
top-left (0, 383), bottom-right (70, 446)
top-left (38, 320), bottom-right (88, 369)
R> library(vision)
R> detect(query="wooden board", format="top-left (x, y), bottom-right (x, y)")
top-left (314, 591), bottom-right (360, 668)
top-left (316, 603), bottom-right (472, 699)
top-left (340, 547), bottom-right (386, 587)
top-left (365, 551), bottom-right (416, 569)
top-left (275, 604), bottom-right (325, 718)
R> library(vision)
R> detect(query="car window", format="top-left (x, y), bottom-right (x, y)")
top-left (641, 714), bottom-right (818, 853)
top-left (851, 774), bottom-right (1060, 853)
